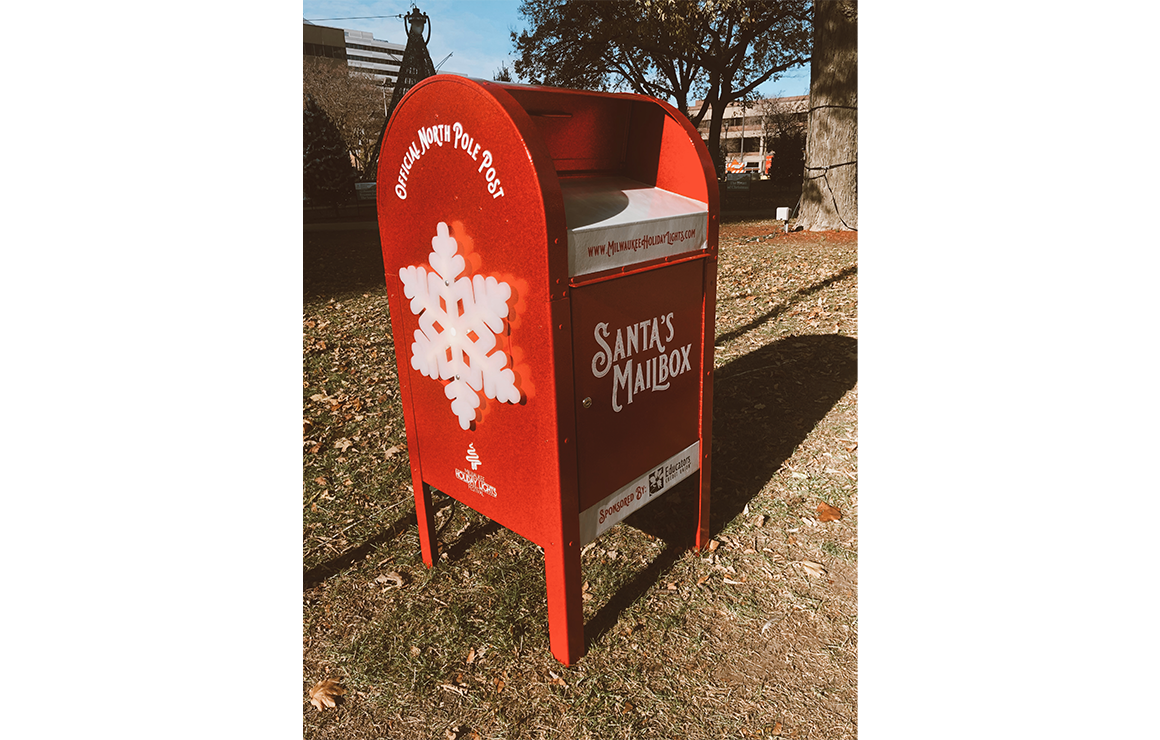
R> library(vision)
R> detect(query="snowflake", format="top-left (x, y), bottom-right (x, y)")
top-left (399, 222), bottom-right (521, 430)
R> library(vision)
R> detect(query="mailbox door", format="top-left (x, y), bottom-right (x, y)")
top-left (570, 259), bottom-right (706, 543)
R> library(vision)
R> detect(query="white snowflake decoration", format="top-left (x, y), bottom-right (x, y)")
top-left (399, 222), bottom-right (521, 430)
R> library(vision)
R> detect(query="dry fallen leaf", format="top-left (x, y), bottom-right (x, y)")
top-left (308, 678), bottom-right (345, 711)
top-left (796, 560), bottom-right (827, 579)
top-left (384, 445), bottom-right (402, 459)
top-left (816, 501), bottom-right (842, 522)
top-left (375, 571), bottom-right (406, 589)
top-left (772, 720), bottom-right (784, 735)
top-left (466, 647), bottom-right (476, 664)
top-left (708, 540), bottom-right (720, 551)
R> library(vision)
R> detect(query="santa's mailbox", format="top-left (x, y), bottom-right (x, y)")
top-left (376, 76), bottom-right (717, 665)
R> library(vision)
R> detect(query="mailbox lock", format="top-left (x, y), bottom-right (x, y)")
top-left (582, 397), bottom-right (592, 409)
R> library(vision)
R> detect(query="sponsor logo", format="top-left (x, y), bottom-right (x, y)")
top-left (663, 454), bottom-right (693, 487)
top-left (466, 443), bottom-right (482, 470)
top-left (579, 442), bottom-right (700, 543)
top-left (648, 466), bottom-right (665, 495)
top-left (455, 467), bottom-right (497, 498)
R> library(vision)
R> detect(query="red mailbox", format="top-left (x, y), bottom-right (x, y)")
top-left (376, 75), bottom-right (718, 665)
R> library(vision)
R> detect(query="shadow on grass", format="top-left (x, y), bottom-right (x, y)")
top-left (304, 510), bottom-right (416, 590)
top-left (303, 497), bottom-right (449, 590)
top-left (585, 331), bottom-right (857, 649)
top-left (719, 181), bottom-right (803, 220)
top-left (715, 265), bottom-right (857, 347)
top-left (303, 497), bottom-right (509, 590)
top-left (304, 228), bottom-right (386, 303)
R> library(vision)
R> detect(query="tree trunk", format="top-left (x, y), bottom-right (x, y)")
top-left (704, 97), bottom-right (727, 181)
top-left (798, 0), bottom-right (857, 231)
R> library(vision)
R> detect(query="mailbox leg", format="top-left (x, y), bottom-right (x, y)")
top-left (414, 482), bottom-right (437, 567)
top-left (696, 254), bottom-right (717, 551)
top-left (695, 459), bottom-right (712, 550)
top-left (544, 539), bottom-right (584, 665)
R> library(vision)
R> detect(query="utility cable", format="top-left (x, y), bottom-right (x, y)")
top-left (802, 160), bottom-right (857, 231)
top-left (306, 15), bottom-right (405, 21)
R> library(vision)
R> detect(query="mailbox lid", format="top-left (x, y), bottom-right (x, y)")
top-left (561, 176), bottom-right (708, 278)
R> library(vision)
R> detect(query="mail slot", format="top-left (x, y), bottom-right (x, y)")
top-left (376, 75), bottom-right (718, 665)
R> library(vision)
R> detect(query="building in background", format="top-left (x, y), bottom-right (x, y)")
top-left (303, 21), bottom-right (347, 63)
top-left (688, 96), bottom-right (808, 176)
top-left (304, 21), bottom-right (405, 89)
top-left (342, 28), bottom-right (405, 87)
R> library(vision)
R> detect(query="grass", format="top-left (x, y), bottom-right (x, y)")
top-left (303, 216), bottom-right (857, 739)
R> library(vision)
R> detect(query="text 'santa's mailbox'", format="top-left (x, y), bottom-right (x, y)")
top-left (377, 76), bottom-right (718, 665)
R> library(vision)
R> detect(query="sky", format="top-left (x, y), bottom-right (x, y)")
top-left (302, 0), bottom-right (811, 101)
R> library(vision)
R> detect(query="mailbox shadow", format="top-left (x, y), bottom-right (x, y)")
top-left (303, 497), bottom-right (452, 590)
top-left (584, 332), bottom-right (858, 648)
top-left (303, 497), bottom-right (509, 590)
top-left (714, 266), bottom-right (857, 348)
top-left (560, 182), bottom-right (632, 231)
top-left (303, 228), bottom-right (385, 302)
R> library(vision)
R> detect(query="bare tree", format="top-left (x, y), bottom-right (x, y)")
top-left (512, 0), bottom-right (811, 176)
top-left (304, 95), bottom-right (357, 208)
top-left (303, 57), bottom-right (388, 174)
top-left (756, 95), bottom-right (806, 182)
